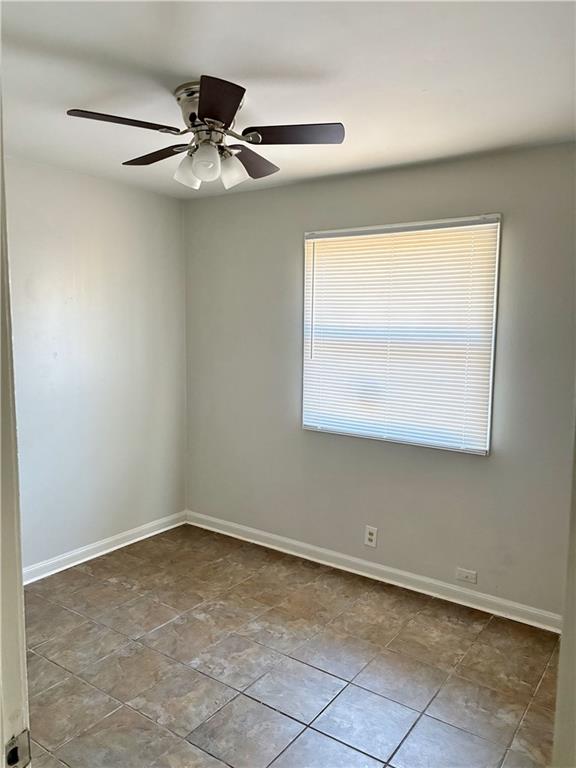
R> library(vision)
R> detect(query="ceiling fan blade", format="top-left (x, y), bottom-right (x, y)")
top-left (67, 109), bottom-right (182, 135)
top-left (122, 145), bottom-right (189, 166)
top-left (198, 75), bottom-right (246, 128)
top-left (242, 123), bottom-right (345, 144)
top-left (229, 145), bottom-right (279, 179)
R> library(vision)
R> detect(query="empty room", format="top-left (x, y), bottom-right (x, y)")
top-left (1, 2), bottom-right (575, 767)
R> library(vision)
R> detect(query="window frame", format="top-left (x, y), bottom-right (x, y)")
top-left (301, 214), bottom-right (502, 455)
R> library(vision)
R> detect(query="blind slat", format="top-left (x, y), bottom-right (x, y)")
top-left (303, 217), bottom-right (500, 454)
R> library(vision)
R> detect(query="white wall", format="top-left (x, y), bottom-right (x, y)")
top-left (184, 144), bottom-right (575, 617)
top-left (6, 158), bottom-right (186, 569)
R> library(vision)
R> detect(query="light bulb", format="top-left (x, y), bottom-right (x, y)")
top-left (191, 143), bottom-right (221, 182)
top-left (174, 155), bottom-right (201, 190)
top-left (220, 154), bottom-right (250, 190)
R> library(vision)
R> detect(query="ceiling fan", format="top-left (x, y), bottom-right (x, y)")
top-left (67, 75), bottom-right (345, 190)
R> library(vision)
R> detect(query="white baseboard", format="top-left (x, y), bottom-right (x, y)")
top-left (23, 512), bottom-right (187, 584)
top-left (186, 510), bottom-right (562, 633)
top-left (23, 507), bottom-right (562, 633)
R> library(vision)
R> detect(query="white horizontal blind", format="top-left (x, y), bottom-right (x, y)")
top-left (303, 216), bottom-right (501, 454)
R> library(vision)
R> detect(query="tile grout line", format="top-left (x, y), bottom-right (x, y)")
top-left (28, 619), bottom-right (532, 760)
top-left (498, 637), bottom-right (559, 766)
top-left (31, 651), bottom-right (238, 764)
top-left (27, 529), bottom-right (558, 767)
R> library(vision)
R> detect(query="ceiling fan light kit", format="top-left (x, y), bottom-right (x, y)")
top-left (190, 142), bottom-right (221, 182)
top-left (173, 155), bottom-right (201, 190)
top-left (220, 154), bottom-right (250, 190)
top-left (67, 75), bottom-right (345, 192)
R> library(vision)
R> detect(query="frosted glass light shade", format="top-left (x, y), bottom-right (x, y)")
top-left (191, 143), bottom-right (221, 182)
top-left (221, 155), bottom-right (250, 189)
top-left (174, 156), bottom-right (201, 190)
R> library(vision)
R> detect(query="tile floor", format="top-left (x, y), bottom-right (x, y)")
top-left (25, 525), bottom-right (559, 768)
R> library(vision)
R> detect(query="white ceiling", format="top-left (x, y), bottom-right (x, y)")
top-left (2, 1), bottom-right (574, 198)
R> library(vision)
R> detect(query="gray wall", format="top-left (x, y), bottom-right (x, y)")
top-left (6, 158), bottom-right (187, 568)
top-left (553, 425), bottom-right (576, 765)
top-left (184, 144), bottom-right (575, 615)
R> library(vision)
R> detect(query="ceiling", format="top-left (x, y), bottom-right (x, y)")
top-left (2, 1), bottom-right (574, 198)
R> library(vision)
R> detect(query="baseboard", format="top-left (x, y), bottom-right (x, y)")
top-left (22, 507), bottom-right (562, 633)
top-left (23, 512), bottom-right (187, 584)
top-left (186, 510), bottom-right (562, 633)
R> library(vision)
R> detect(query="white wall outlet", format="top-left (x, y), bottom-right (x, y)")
top-left (364, 525), bottom-right (378, 548)
top-left (456, 567), bottom-right (478, 584)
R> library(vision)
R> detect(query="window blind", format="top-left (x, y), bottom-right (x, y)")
top-left (302, 216), bottom-right (501, 454)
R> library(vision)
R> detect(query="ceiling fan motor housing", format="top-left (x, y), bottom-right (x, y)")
top-left (174, 80), bottom-right (244, 130)
top-left (174, 81), bottom-right (201, 128)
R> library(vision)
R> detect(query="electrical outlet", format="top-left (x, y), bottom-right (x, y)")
top-left (364, 525), bottom-right (378, 548)
top-left (456, 567), bottom-right (477, 584)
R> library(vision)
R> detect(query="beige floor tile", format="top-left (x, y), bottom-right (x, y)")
top-left (27, 651), bottom-right (71, 697)
top-left (192, 558), bottom-right (258, 591)
top-left (245, 656), bottom-right (346, 723)
top-left (354, 649), bottom-right (447, 710)
top-left (154, 739), bottom-right (229, 767)
top-left (96, 595), bottom-right (180, 639)
top-left (190, 594), bottom-right (268, 627)
top-left (77, 551), bottom-right (147, 582)
top-left (157, 525), bottom-right (209, 544)
top-left (352, 584), bottom-right (431, 622)
top-left (187, 694), bottom-right (304, 768)
top-left (229, 573), bottom-right (301, 607)
top-left (416, 600), bottom-right (492, 637)
top-left (387, 615), bottom-right (475, 669)
top-left (29, 535), bottom-right (543, 768)
top-left (533, 659), bottom-right (558, 711)
top-left (225, 541), bottom-right (286, 569)
top-left (78, 641), bottom-right (178, 700)
top-left (123, 535), bottom-right (182, 561)
top-left (389, 715), bottom-right (505, 768)
top-left (26, 569), bottom-right (98, 604)
top-left (121, 560), bottom-right (189, 588)
top-left (56, 580), bottom-right (138, 619)
top-left (31, 739), bottom-right (48, 759)
top-left (291, 628), bottom-right (382, 680)
top-left (30, 677), bottom-right (120, 751)
top-left (163, 554), bottom-right (231, 582)
top-left (55, 706), bottom-right (176, 767)
top-left (141, 577), bottom-right (206, 613)
top-left (282, 574), bottom-right (375, 623)
top-left (35, 620), bottom-right (129, 673)
top-left (311, 570), bottom-right (377, 601)
top-left (128, 666), bottom-right (236, 737)
top-left (178, 534), bottom-right (246, 564)
top-left (142, 613), bottom-right (232, 664)
top-left (511, 702), bottom-right (555, 765)
top-left (31, 743), bottom-right (65, 768)
top-left (111, 560), bottom-right (173, 591)
top-left (278, 583), bottom-right (355, 622)
top-left (25, 593), bottom-right (87, 648)
top-left (427, 674), bottom-right (531, 744)
top-left (190, 633), bottom-right (283, 689)
top-left (328, 601), bottom-right (407, 646)
top-left (502, 749), bottom-right (546, 768)
top-left (191, 580), bottom-right (248, 600)
top-left (313, 684), bottom-right (418, 762)
top-left (33, 754), bottom-right (68, 768)
top-left (238, 607), bottom-right (325, 653)
top-left (270, 728), bottom-right (383, 768)
top-left (478, 618), bottom-right (557, 658)
top-left (458, 641), bottom-right (546, 696)
top-left (258, 557), bottom-right (325, 587)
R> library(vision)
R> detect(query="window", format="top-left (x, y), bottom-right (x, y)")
top-left (302, 215), bottom-right (501, 454)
